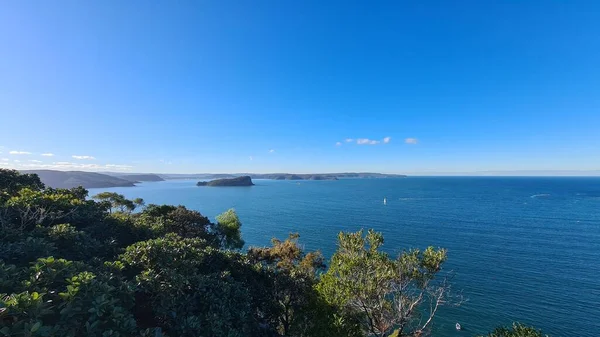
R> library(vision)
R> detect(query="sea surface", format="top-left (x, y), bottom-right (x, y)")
top-left (88, 177), bottom-right (600, 337)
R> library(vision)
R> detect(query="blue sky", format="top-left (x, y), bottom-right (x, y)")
top-left (1, 1), bottom-right (600, 174)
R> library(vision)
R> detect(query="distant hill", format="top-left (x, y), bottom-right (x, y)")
top-left (160, 172), bottom-right (405, 180)
top-left (159, 173), bottom-right (236, 180)
top-left (251, 173), bottom-right (405, 180)
top-left (197, 176), bottom-right (254, 187)
top-left (21, 170), bottom-right (136, 189)
top-left (263, 174), bottom-right (338, 180)
top-left (113, 174), bottom-right (164, 182)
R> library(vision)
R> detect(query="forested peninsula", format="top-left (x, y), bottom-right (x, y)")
top-left (197, 176), bottom-right (254, 186)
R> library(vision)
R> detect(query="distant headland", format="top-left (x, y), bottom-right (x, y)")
top-left (197, 176), bottom-right (254, 187)
top-left (18, 170), bottom-right (405, 189)
top-left (20, 170), bottom-right (163, 189)
top-left (166, 172), bottom-right (407, 180)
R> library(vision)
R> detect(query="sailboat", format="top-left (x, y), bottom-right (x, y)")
top-left (383, 197), bottom-right (387, 205)
top-left (456, 323), bottom-right (461, 330)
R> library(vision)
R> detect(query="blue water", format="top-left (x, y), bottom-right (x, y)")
top-left (89, 177), bottom-right (600, 336)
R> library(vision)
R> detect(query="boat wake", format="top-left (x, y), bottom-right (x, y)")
top-left (530, 194), bottom-right (551, 198)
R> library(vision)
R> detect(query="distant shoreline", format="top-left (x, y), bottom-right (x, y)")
top-left (20, 170), bottom-right (407, 189)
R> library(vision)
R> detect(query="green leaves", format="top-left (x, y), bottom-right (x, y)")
top-left (0, 169), bottom-right (44, 202)
top-left (480, 323), bottom-right (548, 337)
top-left (215, 209), bottom-right (245, 250)
top-left (318, 229), bottom-right (451, 337)
top-left (93, 192), bottom-right (137, 214)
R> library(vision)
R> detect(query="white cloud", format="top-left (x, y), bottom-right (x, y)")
top-left (9, 151), bottom-right (31, 155)
top-left (13, 160), bottom-right (21, 163)
top-left (249, 156), bottom-right (254, 161)
top-left (29, 160), bottom-right (42, 163)
top-left (405, 138), bottom-right (418, 144)
top-left (357, 138), bottom-right (380, 145)
top-left (383, 136), bottom-right (391, 144)
top-left (72, 155), bottom-right (96, 160)
top-left (345, 138), bottom-right (354, 143)
top-left (41, 153), bottom-right (54, 157)
top-left (106, 164), bottom-right (133, 169)
top-left (1, 158), bottom-right (8, 162)
top-left (6, 161), bottom-right (134, 172)
top-left (335, 141), bottom-right (342, 146)
top-left (269, 149), bottom-right (275, 153)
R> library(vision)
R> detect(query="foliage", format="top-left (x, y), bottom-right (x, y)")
top-left (92, 192), bottom-right (140, 214)
top-left (480, 323), bottom-right (548, 337)
top-left (318, 229), bottom-right (458, 337)
top-left (117, 233), bottom-right (265, 336)
top-left (0, 169), bottom-right (44, 202)
top-left (215, 209), bottom-right (245, 249)
top-left (249, 233), bottom-right (327, 336)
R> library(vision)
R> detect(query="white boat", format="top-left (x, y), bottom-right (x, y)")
top-left (456, 323), bottom-right (461, 330)
top-left (383, 198), bottom-right (387, 205)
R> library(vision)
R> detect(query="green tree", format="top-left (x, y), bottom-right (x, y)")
top-left (132, 198), bottom-right (145, 209)
top-left (117, 233), bottom-right (265, 336)
top-left (0, 169), bottom-right (44, 202)
top-left (318, 229), bottom-right (458, 337)
top-left (480, 323), bottom-right (547, 337)
top-left (2, 188), bottom-right (86, 232)
top-left (248, 233), bottom-right (327, 336)
top-left (215, 208), bottom-right (245, 249)
top-left (93, 192), bottom-right (137, 213)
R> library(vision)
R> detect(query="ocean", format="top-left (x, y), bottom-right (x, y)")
top-left (88, 177), bottom-right (600, 336)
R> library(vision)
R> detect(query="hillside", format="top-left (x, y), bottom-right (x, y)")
top-left (114, 174), bottom-right (165, 182)
top-left (161, 172), bottom-right (405, 180)
top-left (197, 176), bottom-right (254, 186)
top-left (20, 170), bottom-right (136, 188)
top-left (267, 174), bottom-right (338, 180)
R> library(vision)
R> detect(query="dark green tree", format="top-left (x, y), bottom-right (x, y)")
top-left (92, 192), bottom-right (137, 213)
top-left (0, 169), bottom-right (44, 202)
top-left (248, 233), bottom-right (327, 336)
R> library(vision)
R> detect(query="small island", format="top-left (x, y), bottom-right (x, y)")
top-left (197, 176), bottom-right (254, 187)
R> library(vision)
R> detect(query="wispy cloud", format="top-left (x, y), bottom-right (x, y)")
top-left (1, 158), bottom-right (8, 162)
top-left (4, 161), bottom-right (134, 172)
top-left (269, 149), bottom-right (275, 153)
top-left (72, 155), bottom-right (96, 160)
top-left (13, 160), bottom-right (21, 163)
top-left (405, 138), bottom-right (418, 144)
top-left (341, 136), bottom-right (391, 146)
top-left (41, 153), bottom-right (54, 157)
top-left (106, 164), bottom-right (134, 169)
top-left (357, 138), bottom-right (380, 145)
top-left (9, 151), bottom-right (31, 155)
top-left (249, 156), bottom-right (254, 161)
top-left (29, 160), bottom-right (42, 163)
